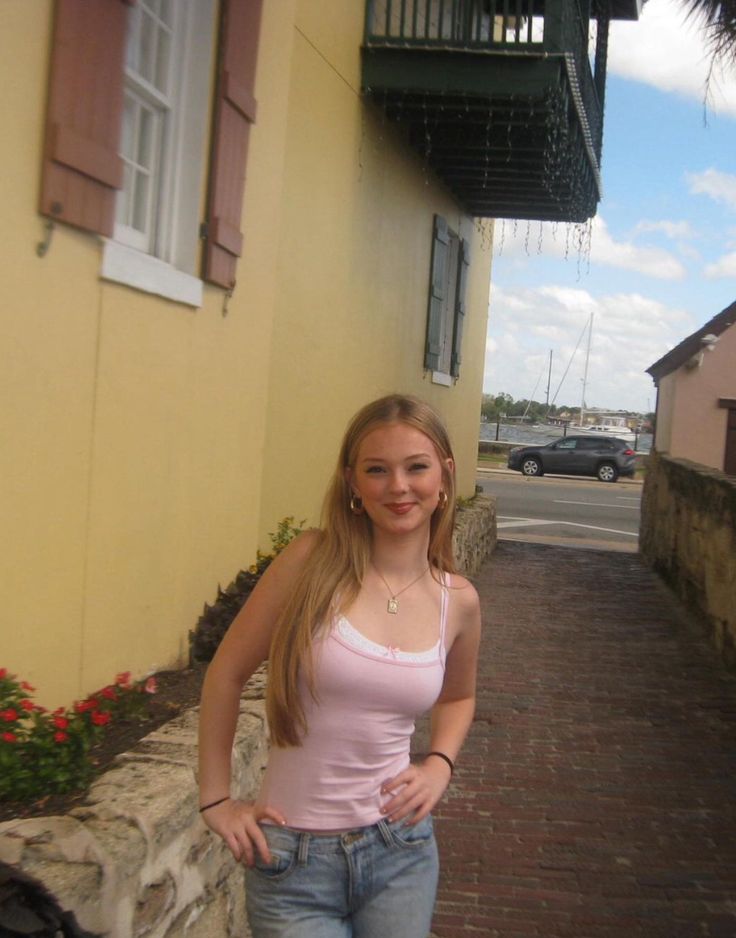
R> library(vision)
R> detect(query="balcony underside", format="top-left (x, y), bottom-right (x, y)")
top-left (362, 48), bottom-right (602, 222)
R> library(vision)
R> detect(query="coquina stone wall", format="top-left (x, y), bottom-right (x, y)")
top-left (0, 500), bottom-right (496, 936)
top-left (453, 494), bottom-right (497, 577)
top-left (640, 451), bottom-right (736, 669)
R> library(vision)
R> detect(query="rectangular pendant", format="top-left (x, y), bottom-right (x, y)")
top-left (387, 598), bottom-right (399, 614)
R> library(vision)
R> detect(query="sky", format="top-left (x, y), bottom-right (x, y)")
top-left (483, 0), bottom-right (736, 415)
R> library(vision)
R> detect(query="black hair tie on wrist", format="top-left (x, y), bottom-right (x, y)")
top-left (426, 751), bottom-right (454, 776)
top-left (199, 795), bottom-right (230, 813)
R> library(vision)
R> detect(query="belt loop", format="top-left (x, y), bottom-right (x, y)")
top-left (297, 832), bottom-right (310, 865)
top-left (377, 818), bottom-right (394, 847)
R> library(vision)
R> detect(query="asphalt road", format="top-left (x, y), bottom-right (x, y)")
top-left (476, 469), bottom-right (642, 552)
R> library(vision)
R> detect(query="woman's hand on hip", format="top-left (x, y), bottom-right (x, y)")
top-left (201, 799), bottom-right (286, 866)
top-left (379, 758), bottom-right (452, 824)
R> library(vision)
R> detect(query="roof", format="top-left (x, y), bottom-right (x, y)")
top-left (646, 299), bottom-right (736, 384)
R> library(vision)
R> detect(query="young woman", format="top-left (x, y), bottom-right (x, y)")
top-left (198, 394), bottom-right (481, 937)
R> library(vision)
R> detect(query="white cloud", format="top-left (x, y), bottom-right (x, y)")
top-left (494, 216), bottom-right (686, 279)
top-left (687, 168), bottom-right (736, 210)
top-left (485, 285), bottom-right (694, 411)
top-left (633, 219), bottom-right (696, 240)
top-left (588, 217), bottom-right (686, 279)
top-left (608, 0), bottom-right (736, 118)
top-left (705, 251), bottom-right (736, 278)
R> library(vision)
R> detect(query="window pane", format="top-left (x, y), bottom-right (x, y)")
top-left (155, 28), bottom-right (171, 94)
top-left (132, 170), bottom-right (150, 233)
top-left (121, 95), bottom-right (136, 160)
top-left (137, 106), bottom-right (153, 169)
top-left (125, 7), bottom-right (140, 72)
top-left (139, 11), bottom-right (156, 85)
top-left (159, 0), bottom-right (173, 26)
top-left (116, 164), bottom-right (134, 226)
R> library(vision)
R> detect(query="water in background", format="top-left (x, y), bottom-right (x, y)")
top-left (479, 422), bottom-right (652, 453)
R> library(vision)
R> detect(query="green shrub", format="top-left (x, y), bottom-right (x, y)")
top-left (189, 516), bottom-right (305, 663)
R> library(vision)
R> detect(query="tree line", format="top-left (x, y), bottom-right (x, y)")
top-left (481, 394), bottom-right (655, 427)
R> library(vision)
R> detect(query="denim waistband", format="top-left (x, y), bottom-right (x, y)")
top-left (262, 815), bottom-right (430, 862)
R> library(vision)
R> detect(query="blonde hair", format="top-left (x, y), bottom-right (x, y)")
top-left (266, 394), bottom-right (458, 747)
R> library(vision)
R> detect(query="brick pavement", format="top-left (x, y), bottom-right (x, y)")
top-left (426, 541), bottom-right (736, 938)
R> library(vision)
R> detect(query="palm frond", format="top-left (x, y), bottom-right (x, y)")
top-left (681, 0), bottom-right (736, 64)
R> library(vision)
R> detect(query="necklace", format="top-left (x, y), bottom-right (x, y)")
top-left (373, 564), bottom-right (429, 614)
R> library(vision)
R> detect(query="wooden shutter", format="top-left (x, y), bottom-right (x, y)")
top-left (40, 0), bottom-right (130, 237)
top-left (450, 237), bottom-right (470, 378)
top-left (425, 215), bottom-right (449, 371)
top-left (203, 0), bottom-right (264, 289)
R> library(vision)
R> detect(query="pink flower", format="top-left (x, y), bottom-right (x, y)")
top-left (74, 700), bottom-right (96, 713)
top-left (1, 732), bottom-right (17, 744)
top-left (0, 669), bottom-right (7, 680)
top-left (20, 681), bottom-right (35, 692)
top-left (91, 711), bottom-right (111, 726)
top-left (100, 687), bottom-right (117, 700)
top-left (1, 709), bottom-right (18, 723)
top-left (20, 699), bottom-right (35, 711)
top-left (54, 731), bottom-right (69, 743)
top-left (53, 715), bottom-right (69, 730)
top-left (144, 676), bottom-right (158, 694)
top-left (115, 671), bottom-right (132, 687)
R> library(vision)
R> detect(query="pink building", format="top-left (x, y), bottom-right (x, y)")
top-left (647, 301), bottom-right (736, 475)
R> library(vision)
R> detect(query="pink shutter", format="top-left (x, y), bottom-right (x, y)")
top-left (203, 0), bottom-right (264, 288)
top-left (40, 0), bottom-right (129, 237)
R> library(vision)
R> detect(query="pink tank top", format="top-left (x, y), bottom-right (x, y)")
top-left (257, 576), bottom-right (450, 830)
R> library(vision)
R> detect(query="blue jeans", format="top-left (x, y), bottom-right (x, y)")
top-left (245, 815), bottom-right (439, 937)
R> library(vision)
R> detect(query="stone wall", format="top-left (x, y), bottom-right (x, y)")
top-left (0, 686), bottom-right (268, 938)
top-left (640, 451), bottom-right (736, 669)
top-left (453, 494), bottom-right (497, 577)
top-left (0, 504), bottom-right (497, 936)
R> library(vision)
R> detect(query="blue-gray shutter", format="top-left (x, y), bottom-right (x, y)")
top-left (425, 215), bottom-right (449, 371)
top-left (450, 238), bottom-right (470, 378)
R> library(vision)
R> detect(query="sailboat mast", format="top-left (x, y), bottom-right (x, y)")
top-left (545, 349), bottom-right (552, 411)
top-left (580, 313), bottom-right (593, 428)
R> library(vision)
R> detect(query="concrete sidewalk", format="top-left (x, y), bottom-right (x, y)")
top-left (427, 541), bottom-right (736, 938)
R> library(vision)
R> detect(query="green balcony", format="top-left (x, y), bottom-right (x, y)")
top-left (362, 0), bottom-right (641, 222)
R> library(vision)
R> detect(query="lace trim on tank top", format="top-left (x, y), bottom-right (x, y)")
top-left (335, 616), bottom-right (440, 664)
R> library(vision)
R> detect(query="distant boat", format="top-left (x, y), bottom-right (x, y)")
top-left (568, 420), bottom-right (637, 443)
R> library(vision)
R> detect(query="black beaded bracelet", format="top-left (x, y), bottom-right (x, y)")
top-left (426, 751), bottom-right (455, 776)
top-left (199, 795), bottom-right (230, 813)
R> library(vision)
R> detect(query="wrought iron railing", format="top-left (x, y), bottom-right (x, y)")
top-left (364, 0), bottom-right (543, 49)
top-left (558, 0), bottom-right (603, 158)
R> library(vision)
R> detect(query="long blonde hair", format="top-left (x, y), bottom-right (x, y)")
top-left (266, 394), bottom-right (458, 747)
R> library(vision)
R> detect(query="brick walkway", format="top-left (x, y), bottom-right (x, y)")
top-left (428, 541), bottom-right (736, 938)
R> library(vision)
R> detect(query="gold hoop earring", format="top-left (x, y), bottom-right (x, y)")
top-left (350, 493), bottom-right (364, 515)
top-left (437, 490), bottom-right (448, 509)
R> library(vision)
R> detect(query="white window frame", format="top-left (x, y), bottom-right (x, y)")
top-left (102, 0), bottom-right (215, 308)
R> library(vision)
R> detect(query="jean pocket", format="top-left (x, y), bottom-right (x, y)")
top-left (389, 814), bottom-right (434, 849)
top-left (251, 828), bottom-right (298, 881)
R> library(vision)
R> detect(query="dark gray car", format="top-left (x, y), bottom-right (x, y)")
top-left (507, 436), bottom-right (637, 482)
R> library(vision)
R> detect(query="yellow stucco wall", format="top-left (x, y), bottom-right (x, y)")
top-left (0, 1), bottom-right (288, 705)
top-left (258, 3), bottom-right (493, 535)
top-left (1, 0), bottom-right (492, 708)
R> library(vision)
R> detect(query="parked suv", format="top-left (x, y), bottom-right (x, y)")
top-left (507, 436), bottom-right (636, 482)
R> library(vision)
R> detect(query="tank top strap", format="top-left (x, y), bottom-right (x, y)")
top-left (439, 571), bottom-right (451, 665)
